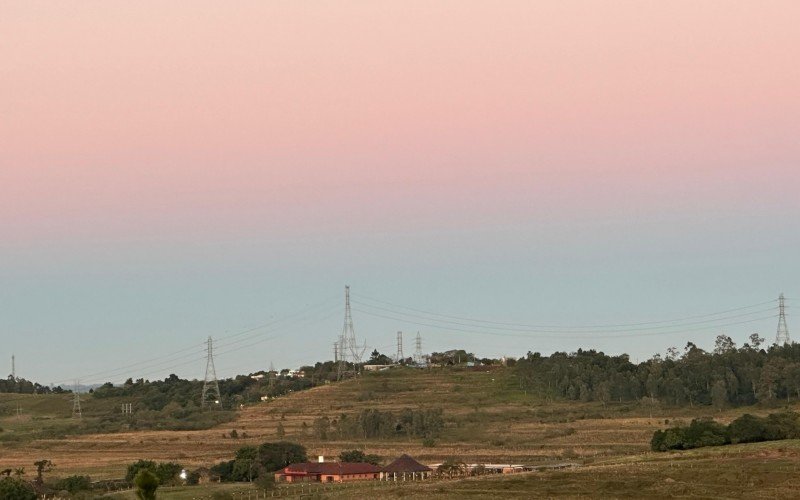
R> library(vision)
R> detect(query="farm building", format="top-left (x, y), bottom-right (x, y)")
top-left (274, 460), bottom-right (381, 483)
top-left (380, 454), bottom-right (432, 481)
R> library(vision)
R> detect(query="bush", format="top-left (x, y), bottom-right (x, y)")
top-left (54, 475), bottom-right (91, 494)
top-left (255, 473), bottom-right (275, 491)
top-left (126, 460), bottom-right (157, 484)
top-left (653, 411), bottom-right (800, 451)
top-left (682, 418), bottom-right (729, 448)
top-left (0, 477), bottom-right (36, 500)
top-left (125, 459), bottom-right (182, 485)
top-left (728, 413), bottom-right (773, 444)
top-left (134, 470), bottom-right (159, 500)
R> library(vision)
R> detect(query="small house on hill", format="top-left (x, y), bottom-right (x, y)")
top-left (381, 454), bottom-right (432, 481)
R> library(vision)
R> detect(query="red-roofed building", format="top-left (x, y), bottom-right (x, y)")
top-left (275, 461), bottom-right (381, 483)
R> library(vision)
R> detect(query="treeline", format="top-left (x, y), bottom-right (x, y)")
top-left (517, 334), bottom-right (800, 408)
top-left (312, 408), bottom-right (444, 440)
top-left (651, 411), bottom-right (800, 451)
top-left (0, 376), bottom-right (67, 395)
top-left (91, 371), bottom-right (318, 411)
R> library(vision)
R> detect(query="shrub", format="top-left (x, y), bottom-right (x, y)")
top-left (125, 459), bottom-right (182, 485)
top-left (682, 418), bottom-right (729, 448)
top-left (729, 414), bottom-right (769, 444)
top-left (134, 470), bottom-right (159, 500)
top-left (54, 475), bottom-right (91, 494)
top-left (0, 477), bottom-right (36, 500)
top-left (126, 460), bottom-right (157, 484)
top-left (653, 411), bottom-right (800, 451)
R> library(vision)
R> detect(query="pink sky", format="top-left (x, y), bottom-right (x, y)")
top-left (2, 1), bottom-right (800, 382)
top-left (3, 1), bottom-right (799, 247)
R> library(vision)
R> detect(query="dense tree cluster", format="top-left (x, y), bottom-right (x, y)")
top-left (211, 442), bottom-right (307, 482)
top-left (125, 460), bottom-right (182, 485)
top-left (517, 335), bottom-right (800, 407)
top-left (338, 449), bottom-right (381, 465)
top-left (313, 408), bottom-right (444, 440)
top-left (92, 370), bottom-right (318, 412)
top-left (0, 375), bottom-right (66, 394)
top-left (651, 411), bottom-right (800, 451)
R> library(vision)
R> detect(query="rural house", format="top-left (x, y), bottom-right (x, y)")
top-left (274, 458), bottom-right (381, 483)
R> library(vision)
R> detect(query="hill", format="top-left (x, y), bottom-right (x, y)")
top-left (5, 364), bottom-right (796, 484)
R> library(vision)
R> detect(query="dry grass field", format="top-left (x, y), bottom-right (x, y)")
top-left (3, 366), bottom-right (799, 497)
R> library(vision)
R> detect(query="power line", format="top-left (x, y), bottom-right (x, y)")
top-left (352, 292), bottom-right (777, 330)
top-left (120, 307), bottom-right (342, 384)
top-left (59, 297), bottom-right (340, 386)
top-left (352, 307), bottom-right (776, 340)
top-left (351, 300), bottom-right (777, 335)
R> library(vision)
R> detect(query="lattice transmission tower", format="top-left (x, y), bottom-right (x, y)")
top-left (202, 336), bottom-right (221, 407)
top-left (72, 381), bottom-right (82, 419)
top-left (777, 293), bottom-right (791, 345)
top-left (413, 331), bottom-right (425, 366)
top-left (396, 331), bottom-right (404, 363)
top-left (337, 286), bottom-right (366, 380)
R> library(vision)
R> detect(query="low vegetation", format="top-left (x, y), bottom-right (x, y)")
top-left (652, 410), bottom-right (800, 451)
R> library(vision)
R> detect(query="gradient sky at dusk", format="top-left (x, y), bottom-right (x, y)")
top-left (2, 1), bottom-right (799, 385)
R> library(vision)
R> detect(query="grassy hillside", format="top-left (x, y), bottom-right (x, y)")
top-left (3, 366), bottom-right (799, 486)
top-left (99, 440), bottom-right (800, 499)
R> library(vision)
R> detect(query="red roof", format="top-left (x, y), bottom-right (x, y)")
top-left (281, 462), bottom-right (381, 475)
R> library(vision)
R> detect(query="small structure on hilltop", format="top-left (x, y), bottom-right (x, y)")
top-left (274, 457), bottom-right (381, 483)
top-left (381, 454), bottom-right (432, 481)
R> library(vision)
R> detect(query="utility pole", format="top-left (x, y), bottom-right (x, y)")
top-left (11, 354), bottom-right (15, 381)
top-left (777, 293), bottom-right (791, 345)
top-left (201, 336), bottom-right (221, 408)
top-left (72, 381), bottom-right (82, 419)
top-left (396, 331), bottom-right (404, 363)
